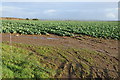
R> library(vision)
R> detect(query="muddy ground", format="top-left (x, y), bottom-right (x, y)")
top-left (2, 33), bottom-right (118, 58)
top-left (2, 33), bottom-right (119, 78)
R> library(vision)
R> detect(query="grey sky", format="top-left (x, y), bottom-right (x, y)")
top-left (1, 2), bottom-right (118, 21)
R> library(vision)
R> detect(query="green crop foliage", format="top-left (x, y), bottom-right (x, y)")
top-left (1, 20), bottom-right (120, 40)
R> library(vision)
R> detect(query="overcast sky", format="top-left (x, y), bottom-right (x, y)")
top-left (1, 0), bottom-right (119, 2)
top-left (1, 2), bottom-right (118, 21)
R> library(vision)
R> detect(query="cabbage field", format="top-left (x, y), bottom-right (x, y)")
top-left (1, 19), bottom-right (119, 78)
top-left (2, 20), bottom-right (120, 40)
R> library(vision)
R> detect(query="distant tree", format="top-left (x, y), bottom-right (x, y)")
top-left (32, 18), bottom-right (39, 20)
top-left (26, 18), bottom-right (29, 20)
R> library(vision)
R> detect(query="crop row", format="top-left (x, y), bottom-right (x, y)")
top-left (2, 20), bottom-right (120, 40)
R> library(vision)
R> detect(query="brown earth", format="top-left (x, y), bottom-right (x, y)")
top-left (2, 33), bottom-right (119, 78)
top-left (0, 17), bottom-right (26, 20)
top-left (2, 33), bottom-right (118, 58)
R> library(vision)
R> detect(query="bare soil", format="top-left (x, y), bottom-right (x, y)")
top-left (2, 33), bottom-right (118, 58)
top-left (0, 17), bottom-right (26, 20)
top-left (2, 33), bottom-right (119, 78)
